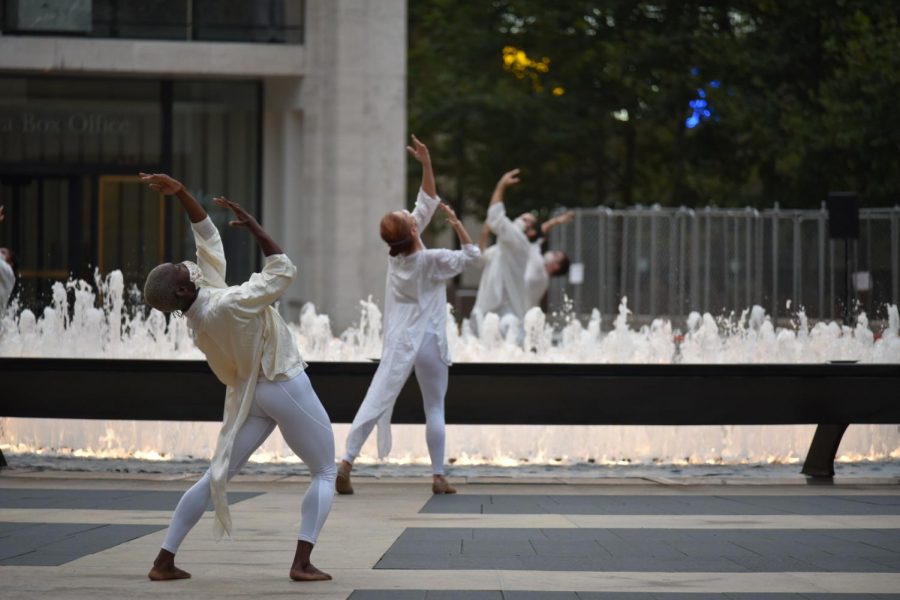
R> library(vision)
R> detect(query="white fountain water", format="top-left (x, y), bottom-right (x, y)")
top-left (1, 270), bottom-right (899, 471)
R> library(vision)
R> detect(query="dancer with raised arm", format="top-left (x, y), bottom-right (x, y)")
top-left (139, 173), bottom-right (335, 582)
top-left (336, 135), bottom-right (481, 495)
top-left (523, 211), bottom-right (573, 309)
top-left (0, 206), bottom-right (18, 311)
top-left (472, 172), bottom-right (571, 331)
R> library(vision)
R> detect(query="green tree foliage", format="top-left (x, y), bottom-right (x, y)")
top-left (408, 0), bottom-right (900, 214)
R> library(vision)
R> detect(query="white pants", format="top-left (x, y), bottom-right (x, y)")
top-left (161, 371), bottom-right (336, 553)
top-left (343, 333), bottom-right (449, 475)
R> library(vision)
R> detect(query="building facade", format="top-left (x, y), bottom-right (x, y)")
top-left (0, 0), bottom-right (406, 330)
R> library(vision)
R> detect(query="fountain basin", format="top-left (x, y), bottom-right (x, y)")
top-left (1, 358), bottom-right (898, 476)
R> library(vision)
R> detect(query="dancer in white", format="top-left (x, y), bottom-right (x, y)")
top-left (472, 172), bottom-right (572, 332)
top-left (0, 206), bottom-right (17, 311)
top-left (336, 135), bottom-right (480, 495)
top-left (139, 173), bottom-right (335, 582)
top-left (471, 169), bottom-right (529, 327)
top-left (523, 211), bottom-right (573, 309)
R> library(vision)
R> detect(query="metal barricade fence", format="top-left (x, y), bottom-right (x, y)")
top-left (548, 205), bottom-right (900, 321)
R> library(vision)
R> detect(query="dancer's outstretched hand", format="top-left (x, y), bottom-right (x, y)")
top-left (497, 168), bottom-right (521, 189)
top-left (213, 196), bottom-right (258, 229)
top-left (438, 202), bottom-right (461, 226)
top-left (140, 173), bottom-right (183, 195)
top-left (406, 134), bottom-right (431, 164)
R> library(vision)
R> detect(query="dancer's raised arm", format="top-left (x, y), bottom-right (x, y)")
top-left (407, 134), bottom-right (436, 199)
top-left (541, 210), bottom-right (575, 236)
top-left (213, 196), bottom-right (283, 256)
top-left (486, 169), bottom-right (529, 254)
top-left (142, 172), bottom-right (226, 287)
top-left (489, 168), bottom-right (520, 207)
top-left (140, 173), bottom-right (207, 223)
top-left (406, 134), bottom-right (440, 231)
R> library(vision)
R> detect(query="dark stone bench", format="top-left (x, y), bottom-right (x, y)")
top-left (1, 358), bottom-right (898, 478)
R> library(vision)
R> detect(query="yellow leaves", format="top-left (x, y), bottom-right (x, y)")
top-left (502, 45), bottom-right (558, 94)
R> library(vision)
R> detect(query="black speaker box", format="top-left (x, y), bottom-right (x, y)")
top-left (826, 192), bottom-right (859, 239)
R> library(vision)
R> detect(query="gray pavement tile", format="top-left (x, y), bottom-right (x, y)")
top-left (388, 540), bottom-right (463, 556)
top-left (419, 495), bottom-right (900, 516)
top-left (462, 540), bottom-right (536, 557)
top-left (505, 593), bottom-right (581, 599)
top-left (348, 592), bottom-right (428, 600)
top-left (401, 528), bottom-right (473, 541)
top-left (379, 528), bottom-right (900, 572)
top-left (472, 528), bottom-right (548, 541)
top-left (426, 592), bottom-right (503, 599)
top-left (529, 539), bottom-right (609, 558)
top-left (0, 522), bottom-right (165, 566)
top-left (0, 488), bottom-right (261, 511)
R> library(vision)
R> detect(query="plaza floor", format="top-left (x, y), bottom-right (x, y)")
top-left (1, 469), bottom-right (899, 599)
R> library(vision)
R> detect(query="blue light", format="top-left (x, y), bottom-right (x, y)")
top-left (690, 66), bottom-right (700, 77)
top-left (684, 79), bottom-right (720, 129)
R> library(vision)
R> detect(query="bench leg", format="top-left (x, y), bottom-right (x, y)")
top-left (801, 424), bottom-right (848, 478)
top-left (0, 446), bottom-right (6, 469)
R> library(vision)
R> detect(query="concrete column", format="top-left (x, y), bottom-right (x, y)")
top-left (263, 0), bottom-right (406, 331)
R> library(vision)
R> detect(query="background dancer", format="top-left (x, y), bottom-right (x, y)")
top-left (523, 210), bottom-right (573, 310)
top-left (0, 206), bottom-right (18, 312)
top-left (336, 135), bottom-right (480, 496)
top-left (139, 173), bottom-right (335, 583)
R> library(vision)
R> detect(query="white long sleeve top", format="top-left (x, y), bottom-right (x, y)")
top-left (472, 202), bottom-right (531, 319)
top-left (524, 240), bottom-right (550, 308)
top-left (366, 188), bottom-right (481, 456)
top-left (0, 259), bottom-right (14, 310)
top-left (183, 217), bottom-right (305, 539)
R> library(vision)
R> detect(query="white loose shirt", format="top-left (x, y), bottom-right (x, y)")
top-left (361, 188), bottom-right (481, 457)
top-left (183, 217), bottom-right (305, 539)
top-left (0, 259), bottom-right (14, 310)
top-left (472, 202), bottom-right (531, 319)
top-left (524, 240), bottom-right (550, 308)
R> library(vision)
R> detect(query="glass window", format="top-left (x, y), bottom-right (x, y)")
top-left (170, 81), bottom-right (261, 285)
top-left (0, 77), bottom-right (162, 168)
top-left (3, 0), bottom-right (304, 43)
top-left (0, 76), bottom-right (262, 311)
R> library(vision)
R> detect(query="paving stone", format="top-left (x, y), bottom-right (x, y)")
top-left (504, 593), bottom-right (581, 599)
top-left (426, 592), bottom-right (503, 599)
top-left (463, 540), bottom-right (536, 557)
top-left (420, 495), bottom-right (900, 516)
top-left (378, 528), bottom-right (900, 572)
top-left (348, 592), bottom-right (428, 600)
top-left (0, 522), bottom-right (165, 566)
top-left (0, 488), bottom-right (261, 511)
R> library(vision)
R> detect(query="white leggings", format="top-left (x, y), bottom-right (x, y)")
top-left (161, 371), bottom-right (336, 554)
top-left (343, 333), bottom-right (449, 475)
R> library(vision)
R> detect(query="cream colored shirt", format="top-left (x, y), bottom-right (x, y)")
top-left (472, 202), bottom-right (531, 319)
top-left (0, 259), bottom-right (14, 311)
top-left (525, 240), bottom-right (550, 308)
top-left (184, 216), bottom-right (305, 539)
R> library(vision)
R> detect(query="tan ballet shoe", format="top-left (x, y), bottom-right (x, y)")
top-left (335, 461), bottom-right (354, 495)
top-left (432, 477), bottom-right (456, 495)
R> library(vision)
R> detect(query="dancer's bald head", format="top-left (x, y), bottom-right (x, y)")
top-left (144, 262), bottom-right (193, 312)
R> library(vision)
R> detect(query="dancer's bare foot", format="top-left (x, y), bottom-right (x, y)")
top-left (289, 562), bottom-right (332, 581)
top-left (336, 460), bottom-right (353, 495)
top-left (148, 549), bottom-right (191, 581)
top-left (290, 540), bottom-right (332, 582)
top-left (432, 474), bottom-right (456, 494)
